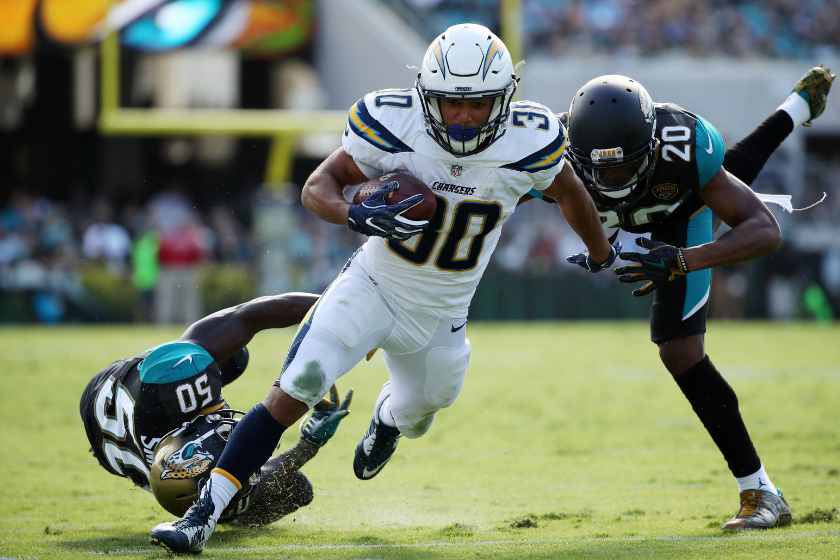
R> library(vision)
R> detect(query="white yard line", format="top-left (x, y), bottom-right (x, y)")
top-left (86, 531), bottom-right (840, 554)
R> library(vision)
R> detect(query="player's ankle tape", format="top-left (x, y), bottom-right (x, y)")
top-left (214, 403), bottom-right (287, 486)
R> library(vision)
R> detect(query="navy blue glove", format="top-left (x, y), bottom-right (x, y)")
top-left (348, 181), bottom-right (429, 240)
top-left (299, 385), bottom-right (353, 447)
top-left (566, 241), bottom-right (622, 273)
top-left (614, 237), bottom-right (690, 297)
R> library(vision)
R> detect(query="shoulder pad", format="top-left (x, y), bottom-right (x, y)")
top-left (655, 102), bottom-right (687, 114)
top-left (346, 90), bottom-right (417, 154)
top-left (500, 110), bottom-right (567, 173)
top-left (694, 114), bottom-right (725, 189)
top-left (655, 103), bottom-right (700, 123)
top-left (511, 100), bottom-right (552, 112)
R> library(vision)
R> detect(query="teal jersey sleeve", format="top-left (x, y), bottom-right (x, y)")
top-left (694, 115), bottom-right (725, 190)
top-left (138, 342), bottom-right (214, 384)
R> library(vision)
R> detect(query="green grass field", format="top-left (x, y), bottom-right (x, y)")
top-left (1, 321), bottom-right (839, 559)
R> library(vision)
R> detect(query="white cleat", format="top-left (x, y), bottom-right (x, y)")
top-left (149, 480), bottom-right (217, 554)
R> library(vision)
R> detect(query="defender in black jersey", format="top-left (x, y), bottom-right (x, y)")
top-left (552, 66), bottom-right (834, 530)
top-left (80, 291), bottom-right (353, 526)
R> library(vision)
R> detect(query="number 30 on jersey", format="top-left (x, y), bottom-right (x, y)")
top-left (387, 195), bottom-right (501, 271)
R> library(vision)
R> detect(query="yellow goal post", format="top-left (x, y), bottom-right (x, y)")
top-left (96, 0), bottom-right (522, 187)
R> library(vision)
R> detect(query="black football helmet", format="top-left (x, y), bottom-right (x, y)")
top-left (567, 75), bottom-right (660, 209)
top-left (150, 410), bottom-right (260, 521)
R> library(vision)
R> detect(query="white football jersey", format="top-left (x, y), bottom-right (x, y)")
top-left (342, 88), bottom-right (566, 314)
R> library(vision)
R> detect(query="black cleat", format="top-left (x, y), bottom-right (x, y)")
top-left (353, 382), bottom-right (401, 480)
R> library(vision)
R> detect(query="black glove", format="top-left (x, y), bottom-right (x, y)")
top-left (566, 241), bottom-right (622, 273)
top-left (348, 181), bottom-right (429, 240)
top-left (614, 237), bottom-right (690, 297)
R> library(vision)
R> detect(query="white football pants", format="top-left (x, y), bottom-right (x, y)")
top-left (276, 255), bottom-right (470, 438)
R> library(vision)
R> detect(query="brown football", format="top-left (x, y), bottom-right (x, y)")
top-left (352, 173), bottom-right (436, 222)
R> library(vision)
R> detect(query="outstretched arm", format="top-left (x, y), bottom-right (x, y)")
top-left (615, 169), bottom-right (781, 297)
top-left (542, 163), bottom-right (612, 263)
top-left (685, 168), bottom-right (781, 271)
top-left (179, 292), bottom-right (320, 363)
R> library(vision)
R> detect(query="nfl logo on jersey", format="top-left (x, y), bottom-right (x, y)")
top-left (450, 164), bottom-right (462, 178)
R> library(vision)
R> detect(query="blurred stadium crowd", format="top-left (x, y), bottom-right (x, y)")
top-left (1, 0), bottom-right (838, 324)
top-left (388, 0), bottom-right (840, 59)
top-left (2, 159), bottom-right (837, 323)
top-left (0, 185), bottom-right (361, 323)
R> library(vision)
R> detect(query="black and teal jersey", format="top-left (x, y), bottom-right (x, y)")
top-left (558, 104), bottom-right (725, 234)
top-left (79, 342), bottom-right (225, 489)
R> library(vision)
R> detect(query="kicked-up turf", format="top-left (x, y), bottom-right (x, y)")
top-left (1, 321), bottom-right (839, 559)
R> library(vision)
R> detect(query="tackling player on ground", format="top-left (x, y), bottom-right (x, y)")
top-left (149, 23), bottom-right (615, 553)
top-left (80, 292), bottom-right (354, 530)
top-left (559, 66), bottom-right (834, 529)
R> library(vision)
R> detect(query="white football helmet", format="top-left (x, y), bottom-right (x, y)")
top-left (416, 23), bottom-right (518, 156)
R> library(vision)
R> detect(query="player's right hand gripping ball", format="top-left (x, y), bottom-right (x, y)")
top-left (348, 173), bottom-right (436, 240)
top-left (614, 237), bottom-right (689, 297)
top-left (299, 385), bottom-right (353, 447)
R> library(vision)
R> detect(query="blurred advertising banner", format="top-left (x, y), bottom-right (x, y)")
top-left (0, 0), bottom-right (38, 56)
top-left (0, 0), bottom-right (312, 56)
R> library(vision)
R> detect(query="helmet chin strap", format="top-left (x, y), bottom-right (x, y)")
top-left (448, 94), bottom-right (508, 153)
top-left (418, 78), bottom-right (516, 156)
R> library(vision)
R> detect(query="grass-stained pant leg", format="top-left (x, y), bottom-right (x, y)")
top-left (383, 314), bottom-right (471, 439)
top-left (276, 266), bottom-right (396, 408)
top-left (650, 205), bottom-right (714, 343)
top-left (225, 470), bottom-right (313, 527)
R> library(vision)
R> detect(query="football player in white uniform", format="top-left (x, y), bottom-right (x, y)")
top-left (150, 23), bottom-right (616, 553)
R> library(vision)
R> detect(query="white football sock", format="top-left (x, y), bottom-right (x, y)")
top-left (778, 92), bottom-right (811, 127)
top-left (206, 472), bottom-right (239, 521)
top-left (378, 396), bottom-right (397, 428)
top-left (735, 464), bottom-right (777, 494)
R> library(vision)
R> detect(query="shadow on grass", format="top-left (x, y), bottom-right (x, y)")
top-left (54, 525), bottom-right (297, 555)
top-left (54, 534), bottom-right (154, 555)
top-left (38, 526), bottom-right (840, 560)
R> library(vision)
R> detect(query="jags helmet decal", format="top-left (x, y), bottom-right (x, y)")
top-left (158, 428), bottom-right (218, 480)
